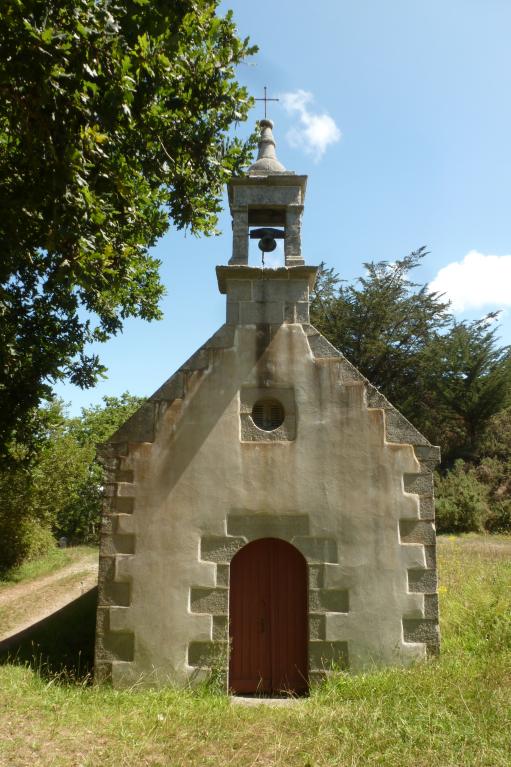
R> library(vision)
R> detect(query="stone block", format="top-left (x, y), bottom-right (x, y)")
top-left (183, 348), bottom-right (209, 371)
top-left (99, 580), bottom-right (131, 607)
top-left (307, 333), bottom-right (341, 358)
top-left (204, 325), bottom-right (236, 350)
top-left (366, 386), bottom-right (390, 409)
top-left (251, 279), bottom-right (308, 302)
top-left (239, 301), bottom-right (284, 325)
top-left (284, 303), bottom-right (296, 323)
top-left (226, 301), bottom-right (239, 325)
top-left (115, 469), bottom-right (134, 483)
top-left (113, 402), bottom-right (155, 444)
top-left (408, 569), bottom-right (437, 593)
top-left (309, 641), bottom-right (348, 671)
top-left (424, 545), bottom-right (437, 569)
top-left (309, 589), bottom-right (349, 613)
top-left (399, 520), bottom-right (436, 545)
top-left (240, 412), bottom-right (296, 442)
top-left (149, 372), bottom-right (185, 402)
top-left (94, 661), bottom-right (112, 684)
top-left (188, 641), bottom-right (228, 667)
top-left (403, 473), bottom-right (434, 496)
top-left (292, 537), bottom-right (338, 563)
top-left (309, 614), bottom-right (326, 640)
top-left (225, 280), bottom-right (252, 300)
top-left (190, 587), bottom-right (228, 615)
top-left (418, 496), bottom-right (435, 520)
top-left (216, 564), bottom-right (229, 587)
top-left (295, 302), bottom-right (309, 323)
top-left (111, 497), bottom-right (134, 515)
top-left (103, 631), bottom-right (134, 662)
top-left (413, 444), bottom-right (441, 470)
top-left (227, 513), bottom-right (308, 540)
top-left (212, 615), bottom-right (228, 641)
top-left (385, 411), bottom-right (429, 446)
top-left (423, 593), bottom-right (439, 620)
top-left (402, 619), bottom-right (439, 644)
top-left (307, 564), bottom-right (324, 588)
top-left (114, 514), bottom-right (135, 535)
top-left (200, 536), bottom-right (246, 563)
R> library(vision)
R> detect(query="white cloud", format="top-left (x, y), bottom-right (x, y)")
top-left (429, 250), bottom-right (511, 313)
top-left (281, 90), bottom-right (341, 161)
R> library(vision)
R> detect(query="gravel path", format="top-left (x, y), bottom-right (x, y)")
top-left (0, 555), bottom-right (98, 641)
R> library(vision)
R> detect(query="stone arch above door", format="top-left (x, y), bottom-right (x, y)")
top-left (188, 512), bottom-right (349, 689)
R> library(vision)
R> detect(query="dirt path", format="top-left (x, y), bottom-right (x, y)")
top-left (0, 555), bottom-right (98, 641)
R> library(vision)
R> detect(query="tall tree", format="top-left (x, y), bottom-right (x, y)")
top-left (310, 249), bottom-right (511, 463)
top-left (0, 0), bottom-right (256, 459)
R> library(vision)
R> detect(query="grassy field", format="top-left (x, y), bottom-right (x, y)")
top-left (0, 535), bottom-right (510, 767)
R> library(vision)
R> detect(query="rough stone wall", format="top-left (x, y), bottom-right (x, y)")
top-left (95, 268), bottom-right (440, 688)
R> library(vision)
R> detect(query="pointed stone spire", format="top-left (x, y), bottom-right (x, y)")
top-left (248, 119), bottom-right (286, 174)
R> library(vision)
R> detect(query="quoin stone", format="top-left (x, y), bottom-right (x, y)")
top-left (95, 120), bottom-right (440, 693)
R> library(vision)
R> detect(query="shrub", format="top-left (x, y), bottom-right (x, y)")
top-left (435, 461), bottom-right (490, 533)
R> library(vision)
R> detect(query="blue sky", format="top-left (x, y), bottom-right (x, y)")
top-left (55, 0), bottom-right (511, 414)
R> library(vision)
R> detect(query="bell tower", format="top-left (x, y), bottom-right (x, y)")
top-left (227, 119), bottom-right (307, 267)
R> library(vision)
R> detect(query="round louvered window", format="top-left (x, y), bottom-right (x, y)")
top-left (251, 398), bottom-right (285, 431)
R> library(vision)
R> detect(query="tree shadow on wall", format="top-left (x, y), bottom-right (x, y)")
top-left (0, 587), bottom-right (97, 681)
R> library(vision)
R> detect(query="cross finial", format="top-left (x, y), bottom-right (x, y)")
top-left (255, 86), bottom-right (279, 119)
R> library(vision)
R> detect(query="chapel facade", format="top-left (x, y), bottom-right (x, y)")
top-left (94, 121), bottom-right (440, 692)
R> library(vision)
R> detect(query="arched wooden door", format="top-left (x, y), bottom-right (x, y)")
top-left (229, 538), bottom-right (308, 695)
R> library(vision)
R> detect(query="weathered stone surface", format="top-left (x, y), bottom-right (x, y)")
top-left (212, 615), bottom-right (228, 641)
top-left (408, 569), bottom-right (437, 593)
top-left (188, 641), bottom-right (228, 667)
top-left (204, 325), bottom-right (236, 350)
top-left (150, 372), bottom-right (185, 403)
top-left (418, 496), bottom-right (436, 520)
top-left (403, 473), bottom-right (434, 495)
top-left (423, 593), bottom-right (439, 619)
top-left (200, 536), bottom-right (247, 564)
top-left (307, 564), bottom-right (324, 589)
top-left (239, 300), bottom-right (284, 325)
top-left (190, 587), bottom-right (228, 615)
top-left (226, 301), bottom-right (239, 325)
top-left (399, 520), bottom-right (436, 545)
top-left (240, 413), bottom-right (296, 442)
top-left (102, 631), bottom-right (135, 662)
top-left (402, 619), bottom-right (439, 644)
top-left (227, 513), bottom-right (308, 540)
top-left (309, 589), bottom-right (349, 613)
top-left (292, 537), bottom-right (338, 563)
top-left (309, 641), bottom-right (348, 670)
top-left (385, 411), bottom-right (429, 446)
top-left (309, 613), bottom-right (326, 640)
top-left (111, 497), bottom-right (134, 515)
top-left (183, 348), bottom-right (209, 372)
top-left (111, 402), bottom-right (155, 444)
top-left (215, 564), bottom-right (229, 587)
top-left (307, 333), bottom-right (342, 358)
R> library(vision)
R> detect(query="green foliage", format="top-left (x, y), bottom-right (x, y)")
top-left (0, 393), bottom-right (142, 572)
top-left (310, 249), bottom-right (511, 463)
top-left (0, 0), bottom-right (257, 459)
top-left (435, 461), bottom-right (490, 533)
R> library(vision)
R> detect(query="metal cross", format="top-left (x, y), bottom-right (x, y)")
top-left (255, 86), bottom-right (279, 119)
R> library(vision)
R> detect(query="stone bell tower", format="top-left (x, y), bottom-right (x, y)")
top-left (228, 118), bottom-right (306, 267)
top-left (95, 119), bottom-right (440, 692)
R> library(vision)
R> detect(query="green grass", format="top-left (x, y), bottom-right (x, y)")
top-left (0, 535), bottom-right (510, 766)
top-left (0, 545), bottom-right (98, 587)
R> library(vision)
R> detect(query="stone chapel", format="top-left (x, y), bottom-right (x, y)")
top-left (95, 120), bottom-right (440, 693)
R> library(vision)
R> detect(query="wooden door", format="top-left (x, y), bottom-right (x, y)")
top-left (229, 538), bottom-right (308, 695)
